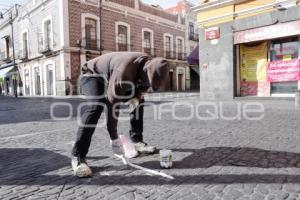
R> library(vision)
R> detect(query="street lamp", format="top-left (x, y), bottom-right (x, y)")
top-left (0, 6), bottom-right (18, 98)
top-left (99, 0), bottom-right (103, 55)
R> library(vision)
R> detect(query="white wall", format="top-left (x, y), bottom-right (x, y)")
top-left (15, 0), bottom-right (65, 96)
top-left (16, 0), bottom-right (62, 59)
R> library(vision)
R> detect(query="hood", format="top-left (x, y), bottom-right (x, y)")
top-left (144, 57), bottom-right (169, 91)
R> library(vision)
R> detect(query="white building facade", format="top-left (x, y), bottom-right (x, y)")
top-left (0, 5), bottom-right (19, 96)
top-left (16, 0), bottom-right (69, 96)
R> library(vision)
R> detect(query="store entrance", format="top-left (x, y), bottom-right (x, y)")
top-left (239, 42), bottom-right (269, 97)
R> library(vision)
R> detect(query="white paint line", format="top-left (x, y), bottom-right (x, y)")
top-left (0, 128), bottom-right (72, 140)
top-left (121, 155), bottom-right (174, 180)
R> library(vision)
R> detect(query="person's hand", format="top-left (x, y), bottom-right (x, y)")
top-left (127, 97), bottom-right (140, 112)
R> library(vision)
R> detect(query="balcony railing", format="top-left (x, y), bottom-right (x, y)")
top-left (189, 33), bottom-right (199, 42)
top-left (177, 52), bottom-right (186, 60)
top-left (81, 38), bottom-right (101, 51)
top-left (117, 43), bottom-right (132, 52)
top-left (165, 51), bottom-right (175, 59)
top-left (38, 36), bottom-right (51, 54)
top-left (18, 48), bottom-right (28, 60)
top-left (143, 47), bottom-right (151, 55)
top-left (143, 47), bottom-right (157, 57)
top-left (85, 0), bottom-right (99, 5)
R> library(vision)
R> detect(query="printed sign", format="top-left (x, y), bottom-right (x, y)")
top-left (240, 82), bottom-right (258, 96)
top-left (240, 42), bottom-right (269, 96)
top-left (234, 20), bottom-right (300, 44)
top-left (267, 59), bottom-right (300, 82)
top-left (257, 80), bottom-right (271, 97)
top-left (205, 27), bottom-right (220, 40)
top-left (283, 55), bottom-right (292, 61)
top-left (240, 42), bottom-right (268, 82)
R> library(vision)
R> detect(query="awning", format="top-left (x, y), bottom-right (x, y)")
top-left (0, 62), bottom-right (14, 70)
top-left (0, 66), bottom-right (14, 78)
top-left (187, 44), bottom-right (199, 65)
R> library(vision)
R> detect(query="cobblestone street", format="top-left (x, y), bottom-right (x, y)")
top-left (1, 93), bottom-right (300, 200)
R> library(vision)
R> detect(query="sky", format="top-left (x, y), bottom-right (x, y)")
top-left (0, 0), bottom-right (198, 11)
top-left (0, 0), bottom-right (23, 11)
top-left (142, 0), bottom-right (198, 8)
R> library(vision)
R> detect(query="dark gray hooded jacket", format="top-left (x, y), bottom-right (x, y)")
top-left (82, 52), bottom-right (169, 136)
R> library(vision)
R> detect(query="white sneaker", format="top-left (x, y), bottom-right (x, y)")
top-left (134, 142), bottom-right (156, 154)
top-left (110, 138), bottom-right (125, 157)
top-left (71, 157), bottom-right (93, 178)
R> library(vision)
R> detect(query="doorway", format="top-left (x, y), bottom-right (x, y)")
top-left (178, 74), bottom-right (183, 91)
top-left (169, 71), bottom-right (173, 91)
top-left (34, 67), bottom-right (41, 95)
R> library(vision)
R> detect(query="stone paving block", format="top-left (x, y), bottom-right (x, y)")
top-left (1, 95), bottom-right (300, 199)
top-left (255, 184), bottom-right (269, 195)
top-left (250, 193), bottom-right (266, 200)
top-left (222, 188), bottom-right (244, 200)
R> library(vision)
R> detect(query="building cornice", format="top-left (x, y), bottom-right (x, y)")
top-left (73, 0), bottom-right (186, 31)
top-left (0, 5), bottom-right (19, 29)
top-left (192, 0), bottom-right (248, 12)
top-left (196, 0), bottom-right (298, 27)
top-left (17, 0), bottom-right (54, 21)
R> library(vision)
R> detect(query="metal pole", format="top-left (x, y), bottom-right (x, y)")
top-left (99, 0), bottom-right (103, 55)
top-left (296, 90), bottom-right (300, 107)
top-left (10, 10), bottom-right (17, 98)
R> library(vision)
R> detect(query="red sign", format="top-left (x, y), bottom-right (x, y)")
top-left (205, 27), bottom-right (220, 40)
top-left (267, 59), bottom-right (300, 82)
top-left (234, 20), bottom-right (300, 44)
top-left (240, 81), bottom-right (257, 96)
top-left (240, 81), bottom-right (271, 97)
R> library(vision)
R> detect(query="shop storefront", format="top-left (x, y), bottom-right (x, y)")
top-left (235, 20), bottom-right (300, 97)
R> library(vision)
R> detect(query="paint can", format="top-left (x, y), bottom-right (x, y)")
top-left (159, 149), bottom-right (173, 169)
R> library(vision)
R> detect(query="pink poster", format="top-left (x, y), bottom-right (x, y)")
top-left (240, 81), bottom-right (271, 97)
top-left (257, 80), bottom-right (270, 97)
top-left (267, 59), bottom-right (300, 82)
top-left (240, 82), bottom-right (258, 96)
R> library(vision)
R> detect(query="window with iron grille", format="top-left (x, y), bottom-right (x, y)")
top-left (118, 25), bottom-right (128, 51)
top-left (177, 39), bottom-right (183, 53)
top-left (165, 36), bottom-right (171, 51)
top-left (143, 31), bottom-right (151, 55)
top-left (5, 37), bottom-right (10, 59)
top-left (22, 32), bottom-right (28, 58)
top-left (177, 38), bottom-right (183, 60)
top-left (189, 22), bottom-right (194, 40)
top-left (143, 31), bottom-right (151, 48)
top-left (165, 36), bottom-right (172, 58)
top-left (44, 20), bottom-right (51, 50)
top-left (85, 18), bottom-right (97, 50)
